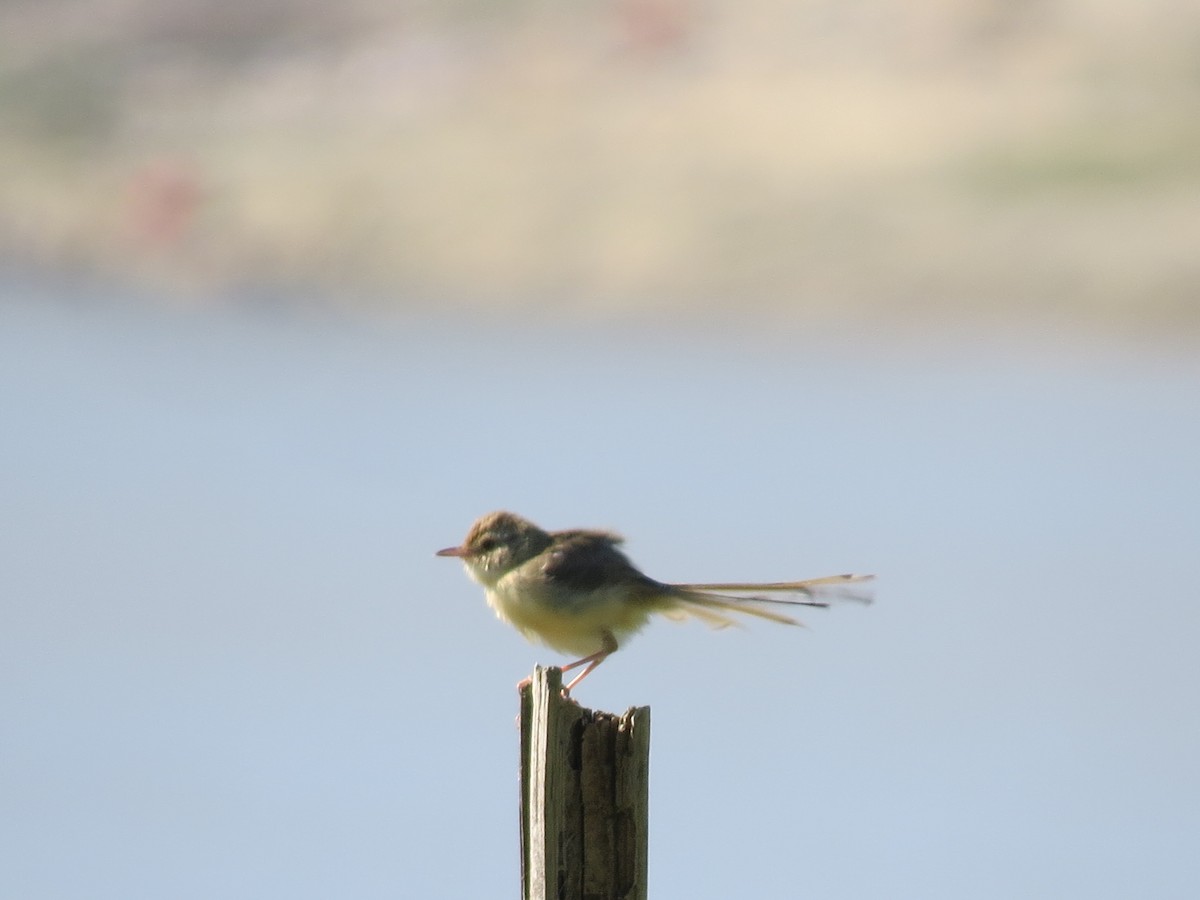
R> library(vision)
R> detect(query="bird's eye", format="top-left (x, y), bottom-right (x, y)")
top-left (476, 536), bottom-right (498, 552)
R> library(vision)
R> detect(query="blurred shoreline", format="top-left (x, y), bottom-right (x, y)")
top-left (2, 0), bottom-right (1198, 332)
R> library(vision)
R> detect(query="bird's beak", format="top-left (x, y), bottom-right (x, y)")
top-left (436, 545), bottom-right (469, 558)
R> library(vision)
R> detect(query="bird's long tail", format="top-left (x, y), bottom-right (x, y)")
top-left (659, 574), bottom-right (874, 629)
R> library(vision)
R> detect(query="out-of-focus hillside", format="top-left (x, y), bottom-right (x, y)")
top-left (2, 0), bottom-right (1198, 328)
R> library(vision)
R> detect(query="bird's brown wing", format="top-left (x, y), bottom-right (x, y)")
top-left (540, 530), bottom-right (661, 597)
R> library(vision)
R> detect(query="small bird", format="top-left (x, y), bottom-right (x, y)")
top-left (437, 511), bottom-right (873, 693)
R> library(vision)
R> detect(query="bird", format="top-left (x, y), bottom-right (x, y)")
top-left (436, 510), bottom-right (873, 694)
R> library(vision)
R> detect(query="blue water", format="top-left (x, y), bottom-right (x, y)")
top-left (3, 283), bottom-right (1198, 899)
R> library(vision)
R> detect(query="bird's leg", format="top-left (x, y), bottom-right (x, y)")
top-left (561, 631), bottom-right (618, 695)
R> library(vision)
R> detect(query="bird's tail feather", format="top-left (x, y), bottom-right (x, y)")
top-left (659, 574), bottom-right (874, 630)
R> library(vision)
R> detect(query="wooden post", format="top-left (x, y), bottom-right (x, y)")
top-left (519, 666), bottom-right (650, 900)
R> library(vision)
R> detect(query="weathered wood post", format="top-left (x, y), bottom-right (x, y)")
top-left (518, 666), bottom-right (650, 900)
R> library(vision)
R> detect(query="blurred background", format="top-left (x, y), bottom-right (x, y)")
top-left (2, 1), bottom-right (1198, 898)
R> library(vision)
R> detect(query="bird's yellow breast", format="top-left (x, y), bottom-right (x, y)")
top-left (485, 575), bottom-right (655, 657)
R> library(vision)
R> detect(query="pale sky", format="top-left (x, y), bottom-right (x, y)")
top-left (3, 293), bottom-right (1198, 899)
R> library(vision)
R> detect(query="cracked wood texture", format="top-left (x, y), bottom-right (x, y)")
top-left (519, 666), bottom-right (650, 900)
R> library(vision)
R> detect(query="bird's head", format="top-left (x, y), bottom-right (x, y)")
top-left (436, 510), bottom-right (552, 586)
